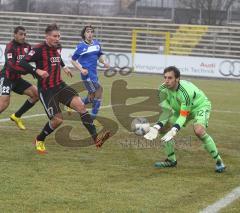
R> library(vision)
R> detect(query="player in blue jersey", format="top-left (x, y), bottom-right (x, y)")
top-left (71, 25), bottom-right (109, 120)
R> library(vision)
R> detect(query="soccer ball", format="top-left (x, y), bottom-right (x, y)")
top-left (131, 117), bottom-right (150, 136)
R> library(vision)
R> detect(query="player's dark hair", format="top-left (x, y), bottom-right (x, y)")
top-left (14, 26), bottom-right (25, 34)
top-left (81, 25), bottom-right (94, 40)
top-left (45, 23), bottom-right (60, 34)
top-left (164, 66), bottom-right (180, 78)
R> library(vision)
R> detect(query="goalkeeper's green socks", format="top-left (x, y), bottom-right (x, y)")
top-left (164, 140), bottom-right (176, 162)
top-left (200, 133), bottom-right (222, 161)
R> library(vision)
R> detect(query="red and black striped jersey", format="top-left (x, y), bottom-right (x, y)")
top-left (0, 40), bottom-right (31, 80)
top-left (21, 42), bottom-right (65, 90)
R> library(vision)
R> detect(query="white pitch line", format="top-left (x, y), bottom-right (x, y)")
top-left (1, 105), bottom-right (239, 213)
top-left (0, 113), bottom-right (46, 123)
top-left (200, 187), bottom-right (240, 213)
top-left (0, 106), bottom-right (239, 123)
top-left (0, 104), bottom-right (120, 123)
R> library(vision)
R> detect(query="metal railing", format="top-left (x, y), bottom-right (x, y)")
top-left (0, 12), bottom-right (239, 59)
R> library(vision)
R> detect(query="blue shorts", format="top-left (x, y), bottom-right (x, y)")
top-left (83, 80), bottom-right (100, 94)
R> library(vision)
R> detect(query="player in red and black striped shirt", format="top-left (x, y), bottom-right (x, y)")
top-left (0, 26), bottom-right (39, 130)
top-left (19, 23), bottom-right (110, 153)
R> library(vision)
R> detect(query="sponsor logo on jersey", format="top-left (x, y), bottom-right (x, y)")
top-left (7, 53), bottom-right (12, 59)
top-left (24, 48), bottom-right (29, 53)
top-left (88, 45), bottom-right (99, 52)
top-left (28, 50), bottom-right (35, 56)
top-left (50, 56), bottom-right (61, 63)
top-left (80, 45), bottom-right (100, 56)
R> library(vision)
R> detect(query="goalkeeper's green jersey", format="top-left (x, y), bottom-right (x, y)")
top-left (158, 80), bottom-right (211, 129)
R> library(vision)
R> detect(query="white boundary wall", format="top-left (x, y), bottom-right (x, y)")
top-left (0, 45), bottom-right (239, 80)
top-left (134, 53), bottom-right (240, 79)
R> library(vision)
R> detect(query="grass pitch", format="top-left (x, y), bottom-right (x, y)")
top-left (0, 70), bottom-right (239, 212)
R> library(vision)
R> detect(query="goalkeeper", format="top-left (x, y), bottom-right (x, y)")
top-left (144, 66), bottom-right (225, 173)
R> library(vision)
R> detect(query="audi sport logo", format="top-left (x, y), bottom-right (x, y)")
top-left (98, 53), bottom-right (132, 77)
top-left (219, 60), bottom-right (240, 77)
top-left (98, 53), bottom-right (130, 69)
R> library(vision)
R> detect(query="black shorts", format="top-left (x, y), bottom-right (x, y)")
top-left (0, 77), bottom-right (32, 96)
top-left (39, 82), bottom-right (78, 119)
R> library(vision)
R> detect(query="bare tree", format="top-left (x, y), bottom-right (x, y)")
top-left (178, 0), bottom-right (236, 25)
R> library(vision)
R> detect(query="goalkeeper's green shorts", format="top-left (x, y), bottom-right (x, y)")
top-left (192, 104), bottom-right (211, 128)
top-left (168, 104), bottom-right (211, 128)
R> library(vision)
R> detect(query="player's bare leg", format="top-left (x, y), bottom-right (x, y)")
top-left (0, 95), bottom-right (10, 113)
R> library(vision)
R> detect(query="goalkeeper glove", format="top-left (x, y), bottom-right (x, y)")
top-left (144, 124), bottom-right (161, 141)
top-left (161, 127), bottom-right (178, 143)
